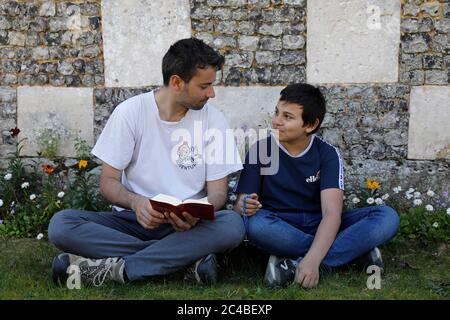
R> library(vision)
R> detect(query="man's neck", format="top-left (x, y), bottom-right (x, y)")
top-left (154, 87), bottom-right (188, 122)
top-left (280, 135), bottom-right (312, 157)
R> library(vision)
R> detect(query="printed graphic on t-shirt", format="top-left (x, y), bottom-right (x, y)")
top-left (176, 141), bottom-right (201, 170)
top-left (306, 170), bottom-right (320, 183)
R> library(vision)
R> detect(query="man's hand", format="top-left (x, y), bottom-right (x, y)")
top-left (164, 211), bottom-right (199, 232)
top-left (131, 195), bottom-right (167, 229)
top-left (294, 258), bottom-right (320, 289)
top-left (235, 193), bottom-right (262, 216)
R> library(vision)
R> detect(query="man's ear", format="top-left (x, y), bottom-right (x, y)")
top-left (305, 118), bottom-right (320, 134)
top-left (169, 75), bottom-right (185, 92)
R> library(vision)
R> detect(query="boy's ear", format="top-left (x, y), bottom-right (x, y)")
top-left (305, 118), bottom-right (320, 134)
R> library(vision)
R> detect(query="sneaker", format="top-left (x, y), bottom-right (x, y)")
top-left (264, 255), bottom-right (297, 288)
top-left (356, 247), bottom-right (385, 274)
top-left (185, 253), bottom-right (218, 285)
top-left (52, 253), bottom-right (126, 287)
top-left (366, 247), bottom-right (384, 273)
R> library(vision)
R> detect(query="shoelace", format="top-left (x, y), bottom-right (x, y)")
top-left (79, 260), bottom-right (114, 287)
top-left (92, 263), bottom-right (114, 287)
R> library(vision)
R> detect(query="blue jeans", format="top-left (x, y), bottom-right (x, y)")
top-left (244, 205), bottom-right (399, 267)
top-left (48, 209), bottom-right (245, 281)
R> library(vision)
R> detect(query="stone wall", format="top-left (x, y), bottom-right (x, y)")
top-left (0, 0), bottom-right (449, 194)
top-left (191, 0), bottom-right (307, 85)
top-left (400, 0), bottom-right (449, 85)
top-left (0, 0), bottom-right (103, 87)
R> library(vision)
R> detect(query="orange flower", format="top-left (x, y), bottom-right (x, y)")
top-left (42, 164), bottom-right (55, 175)
top-left (367, 178), bottom-right (380, 190)
top-left (78, 159), bottom-right (88, 170)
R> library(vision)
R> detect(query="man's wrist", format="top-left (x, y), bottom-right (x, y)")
top-left (128, 193), bottom-right (141, 211)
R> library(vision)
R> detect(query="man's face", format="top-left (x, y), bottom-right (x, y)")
top-left (271, 101), bottom-right (316, 143)
top-left (178, 66), bottom-right (217, 110)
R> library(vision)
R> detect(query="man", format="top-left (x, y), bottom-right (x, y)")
top-left (49, 38), bottom-right (245, 287)
top-left (234, 83), bottom-right (399, 289)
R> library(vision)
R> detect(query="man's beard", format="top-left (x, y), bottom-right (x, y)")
top-left (181, 99), bottom-right (208, 110)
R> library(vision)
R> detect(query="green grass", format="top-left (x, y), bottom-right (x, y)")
top-left (0, 238), bottom-right (448, 300)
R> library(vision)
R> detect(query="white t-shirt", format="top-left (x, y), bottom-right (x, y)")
top-left (91, 90), bottom-right (242, 210)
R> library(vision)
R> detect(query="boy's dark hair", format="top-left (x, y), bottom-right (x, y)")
top-left (162, 38), bottom-right (225, 86)
top-left (279, 83), bottom-right (326, 135)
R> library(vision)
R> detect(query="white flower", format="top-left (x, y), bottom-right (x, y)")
top-left (393, 186), bottom-right (401, 194)
top-left (406, 194), bottom-right (413, 200)
top-left (413, 199), bottom-right (422, 206)
top-left (447, 208), bottom-right (450, 216)
top-left (4, 173), bottom-right (12, 180)
top-left (366, 197), bottom-right (375, 205)
top-left (352, 197), bottom-right (361, 204)
top-left (29, 194), bottom-right (36, 201)
top-left (407, 188), bottom-right (414, 193)
top-left (426, 190), bottom-right (435, 197)
top-left (382, 194), bottom-right (390, 200)
top-left (425, 205), bottom-right (434, 212)
top-left (36, 233), bottom-right (44, 240)
top-left (0, 199), bottom-right (3, 208)
top-left (432, 222), bottom-right (439, 228)
top-left (57, 191), bottom-right (65, 198)
top-left (414, 192), bottom-right (421, 198)
top-left (375, 198), bottom-right (383, 205)
top-left (21, 182), bottom-right (30, 189)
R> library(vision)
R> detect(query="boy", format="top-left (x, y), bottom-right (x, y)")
top-left (234, 83), bottom-right (399, 289)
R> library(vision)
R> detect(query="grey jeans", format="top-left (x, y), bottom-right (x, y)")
top-left (48, 208), bottom-right (245, 281)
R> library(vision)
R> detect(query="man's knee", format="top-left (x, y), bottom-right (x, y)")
top-left (215, 210), bottom-right (246, 249)
top-left (48, 209), bottom-right (80, 248)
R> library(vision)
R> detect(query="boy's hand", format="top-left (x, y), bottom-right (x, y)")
top-left (164, 211), bottom-right (199, 232)
top-left (294, 258), bottom-right (320, 289)
top-left (240, 193), bottom-right (262, 216)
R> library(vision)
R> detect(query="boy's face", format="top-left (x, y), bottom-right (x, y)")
top-left (177, 66), bottom-right (217, 110)
top-left (271, 101), bottom-right (317, 143)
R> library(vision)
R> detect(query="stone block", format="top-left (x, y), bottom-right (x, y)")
top-left (307, 0), bottom-right (400, 83)
top-left (408, 86), bottom-right (450, 159)
top-left (17, 87), bottom-right (94, 157)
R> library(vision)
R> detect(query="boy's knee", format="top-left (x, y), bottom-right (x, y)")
top-left (378, 205), bottom-right (400, 239)
top-left (246, 213), bottom-right (271, 242)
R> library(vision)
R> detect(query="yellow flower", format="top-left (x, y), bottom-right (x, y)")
top-left (367, 178), bottom-right (380, 190)
top-left (78, 159), bottom-right (88, 170)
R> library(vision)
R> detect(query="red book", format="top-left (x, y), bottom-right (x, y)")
top-left (149, 194), bottom-right (215, 220)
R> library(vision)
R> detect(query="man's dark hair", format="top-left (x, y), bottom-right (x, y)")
top-left (162, 38), bottom-right (225, 86)
top-left (279, 83), bottom-right (326, 135)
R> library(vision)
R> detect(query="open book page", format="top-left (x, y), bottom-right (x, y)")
top-left (151, 194), bottom-right (182, 206)
top-left (152, 194), bottom-right (211, 206)
top-left (182, 196), bottom-right (211, 205)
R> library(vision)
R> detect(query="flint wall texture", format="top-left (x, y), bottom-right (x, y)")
top-left (0, 0), bottom-right (449, 194)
